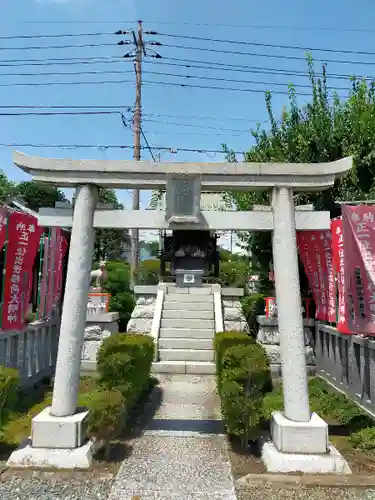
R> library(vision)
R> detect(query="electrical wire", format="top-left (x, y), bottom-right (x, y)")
top-left (0, 31), bottom-right (115, 40)
top-left (161, 43), bottom-right (375, 67)
top-left (0, 142), bottom-right (246, 154)
top-left (146, 58), bottom-right (367, 82)
top-left (0, 111), bottom-right (125, 117)
top-left (0, 56), bottom-right (129, 67)
top-left (142, 69), bottom-right (349, 91)
top-left (158, 32), bottom-right (375, 57)
top-left (0, 42), bottom-right (119, 51)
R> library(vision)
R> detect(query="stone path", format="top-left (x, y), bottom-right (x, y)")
top-left (108, 374), bottom-right (237, 500)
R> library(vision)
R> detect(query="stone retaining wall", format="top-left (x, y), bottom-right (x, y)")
top-left (222, 288), bottom-right (249, 333)
top-left (126, 285), bottom-right (157, 334)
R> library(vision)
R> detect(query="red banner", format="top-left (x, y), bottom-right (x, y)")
top-left (342, 205), bottom-right (375, 335)
top-left (331, 218), bottom-right (351, 333)
top-left (53, 229), bottom-right (68, 310)
top-left (2, 211), bottom-right (43, 330)
top-left (297, 230), bottom-right (336, 322)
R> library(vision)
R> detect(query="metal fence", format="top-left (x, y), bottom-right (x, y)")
top-left (0, 317), bottom-right (60, 388)
top-left (315, 322), bottom-right (375, 414)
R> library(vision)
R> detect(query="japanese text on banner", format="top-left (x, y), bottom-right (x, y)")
top-left (331, 218), bottom-right (351, 333)
top-left (1, 212), bottom-right (43, 331)
top-left (342, 205), bottom-right (375, 335)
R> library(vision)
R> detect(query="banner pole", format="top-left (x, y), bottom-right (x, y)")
top-left (36, 234), bottom-right (44, 321)
top-left (0, 209), bottom-right (9, 329)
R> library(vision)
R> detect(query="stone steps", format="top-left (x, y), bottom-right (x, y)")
top-left (162, 309), bottom-right (214, 320)
top-left (159, 338), bottom-right (213, 350)
top-left (151, 360), bottom-right (215, 375)
top-left (160, 318), bottom-right (215, 329)
top-left (163, 301), bottom-right (214, 311)
top-left (165, 293), bottom-right (214, 303)
top-left (159, 348), bottom-right (214, 362)
top-left (159, 327), bottom-right (214, 339)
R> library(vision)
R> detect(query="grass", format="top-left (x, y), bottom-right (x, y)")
top-left (229, 377), bottom-right (375, 476)
top-left (262, 377), bottom-right (375, 474)
top-left (0, 376), bottom-right (97, 460)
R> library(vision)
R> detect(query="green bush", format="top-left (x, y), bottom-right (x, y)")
top-left (350, 426), bottom-right (375, 451)
top-left (86, 389), bottom-right (126, 460)
top-left (214, 331), bottom-right (254, 392)
top-left (103, 261), bottom-right (131, 296)
top-left (109, 292), bottom-right (135, 331)
top-left (241, 293), bottom-right (265, 335)
top-left (135, 259), bottom-right (160, 285)
top-left (220, 344), bottom-right (270, 446)
top-left (219, 261), bottom-right (249, 288)
top-left (97, 333), bottom-right (154, 407)
top-left (0, 366), bottom-right (20, 427)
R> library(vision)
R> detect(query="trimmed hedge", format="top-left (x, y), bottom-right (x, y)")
top-left (214, 332), bottom-right (271, 447)
top-left (86, 389), bottom-right (126, 460)
top-left (214, 331), bottom-right (255, 392)
top-left (97, 333), bottom-right (154, 408)
top-left (0, 366), bottom-right (20, 427)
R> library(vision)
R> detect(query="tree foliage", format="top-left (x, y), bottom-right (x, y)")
top-left (224, 55), bottom-right (375, 272)
top-left (94, 189), bottom-right (130, 261)
top-left (16, 181), bottom-right (67, 212)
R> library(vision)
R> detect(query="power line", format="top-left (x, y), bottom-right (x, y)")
top-left (0, 42), bottom-right (120, 51)
top-left (0, 68), bottom-right (350, 91)
top-left (142, 69), bottom-right (349, 91)
top-left (0, 56), bottom-right (129, 67)
top-left (143, 112), bottom-right (267, 123)
top-left (161, 43), bottom-right (375, 67)
top-left (143, 118), bottom-right (254, 133)
top-left (0, 142), bottom-right (245, 154)
top-left (0, 111), bottom-right (126, 117)
top-left (146, 59), bottom-right (362, 82)
top-left (0, 77), bottom-right (349, 96)
top-left (15, 20), bottom-right (375, 33)
top-left (0, 105), bottom-right (132, 110)
top-left (0, 31), bottom-right (114, 40)
top-left (158, 32), bottom-right (375, 57)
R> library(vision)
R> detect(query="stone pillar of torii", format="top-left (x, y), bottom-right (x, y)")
top-left (7, 152), bottom-right (352, 473)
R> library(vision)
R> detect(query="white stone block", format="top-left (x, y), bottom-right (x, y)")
top-left (151, 361), bottom-right (186, 374)
top-left (127, 318), bottom-right (153, 333)
top-left (159, 348), bottom-right (214, 362)
top-left (224, 320), bottom-right (250, 333)
top-left (162, 310), bottom-right (214, 320)
top-left (186, 361), bottom-right (216, 375)
top-left (189, 287), bottom-right (212, 295)
top-left (32, 407), bottom-right (88, 449)
top-left (262, 441), bottom-right (351, 474)
top-left (7, 438), bottom-right (100, 469)
top-left (271, 411), bottom-right (328, 454)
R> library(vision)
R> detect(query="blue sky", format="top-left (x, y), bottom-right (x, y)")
top-left (1, 0), bottom-right (375, 211)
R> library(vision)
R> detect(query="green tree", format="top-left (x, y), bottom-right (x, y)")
top-left (0, 170), bottom-right (16, 203)
top-left (224, 55), bottom-right (375, 272)
top-left (15, 181), bottom-right (67, 212)
top-left (94, 189), bottom-right (130, 261)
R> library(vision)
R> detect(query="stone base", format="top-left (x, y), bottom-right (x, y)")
top-left (262, 344), bottom-right (315, 366)
top-left (32, 407), bottom-right (88, 449)
top-left (262, 442), bottom-right (351, 474)
top-left (7, 438), bottom-right (100, 469)
top-left (271, 411), bottom-right (328, 454)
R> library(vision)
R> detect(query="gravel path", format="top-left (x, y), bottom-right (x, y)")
top-left (0, 470), bottom-right (114, 500)
top-left (237, 486), bottom-right (375, 499)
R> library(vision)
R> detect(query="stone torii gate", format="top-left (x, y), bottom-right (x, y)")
top-left (8, 152), bottom-right (352, 473)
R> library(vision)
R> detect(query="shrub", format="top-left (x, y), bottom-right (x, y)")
top-left (135, 259), bottom-right (160, 285)
top-left (241, 293), bottom-right (265, 335)
top-left (350, 426), bottom-right (375, 451)
top-left (109, 292), bottom-right (135, 331)
top-left (0, 366), bottom-right (20, 427)
top-left (86, 389), bottom-right (126, 460)
top-left (97, 333), bottom-right (154, 408)
top-left (214, 331), bottom-right (254, 392)
top-left (219, 261), bottom-right (249, 288)
top-left (220, 344), bottom-right (270, 447)
top-left (103, 260), bottom-right (131, 296)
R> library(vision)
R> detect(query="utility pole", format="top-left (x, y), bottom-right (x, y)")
top-left (130, 20), bottom-right (145, 289)
top-left (117, 22), bottom-right (162, 289)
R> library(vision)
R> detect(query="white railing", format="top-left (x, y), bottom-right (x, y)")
top-left (0, 316), bottom-right (60, 388)
top-left (151, 287), bottom-right (164, 361)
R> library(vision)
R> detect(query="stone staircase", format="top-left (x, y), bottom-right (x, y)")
top-left (151, 285), bottom-right (216, 374)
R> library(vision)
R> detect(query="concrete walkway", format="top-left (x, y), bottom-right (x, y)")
top-left (108, 375), bottom-right (237, 500)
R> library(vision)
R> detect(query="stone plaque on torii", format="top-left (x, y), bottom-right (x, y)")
top-left (8, 151), bottom-right (352, 474)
